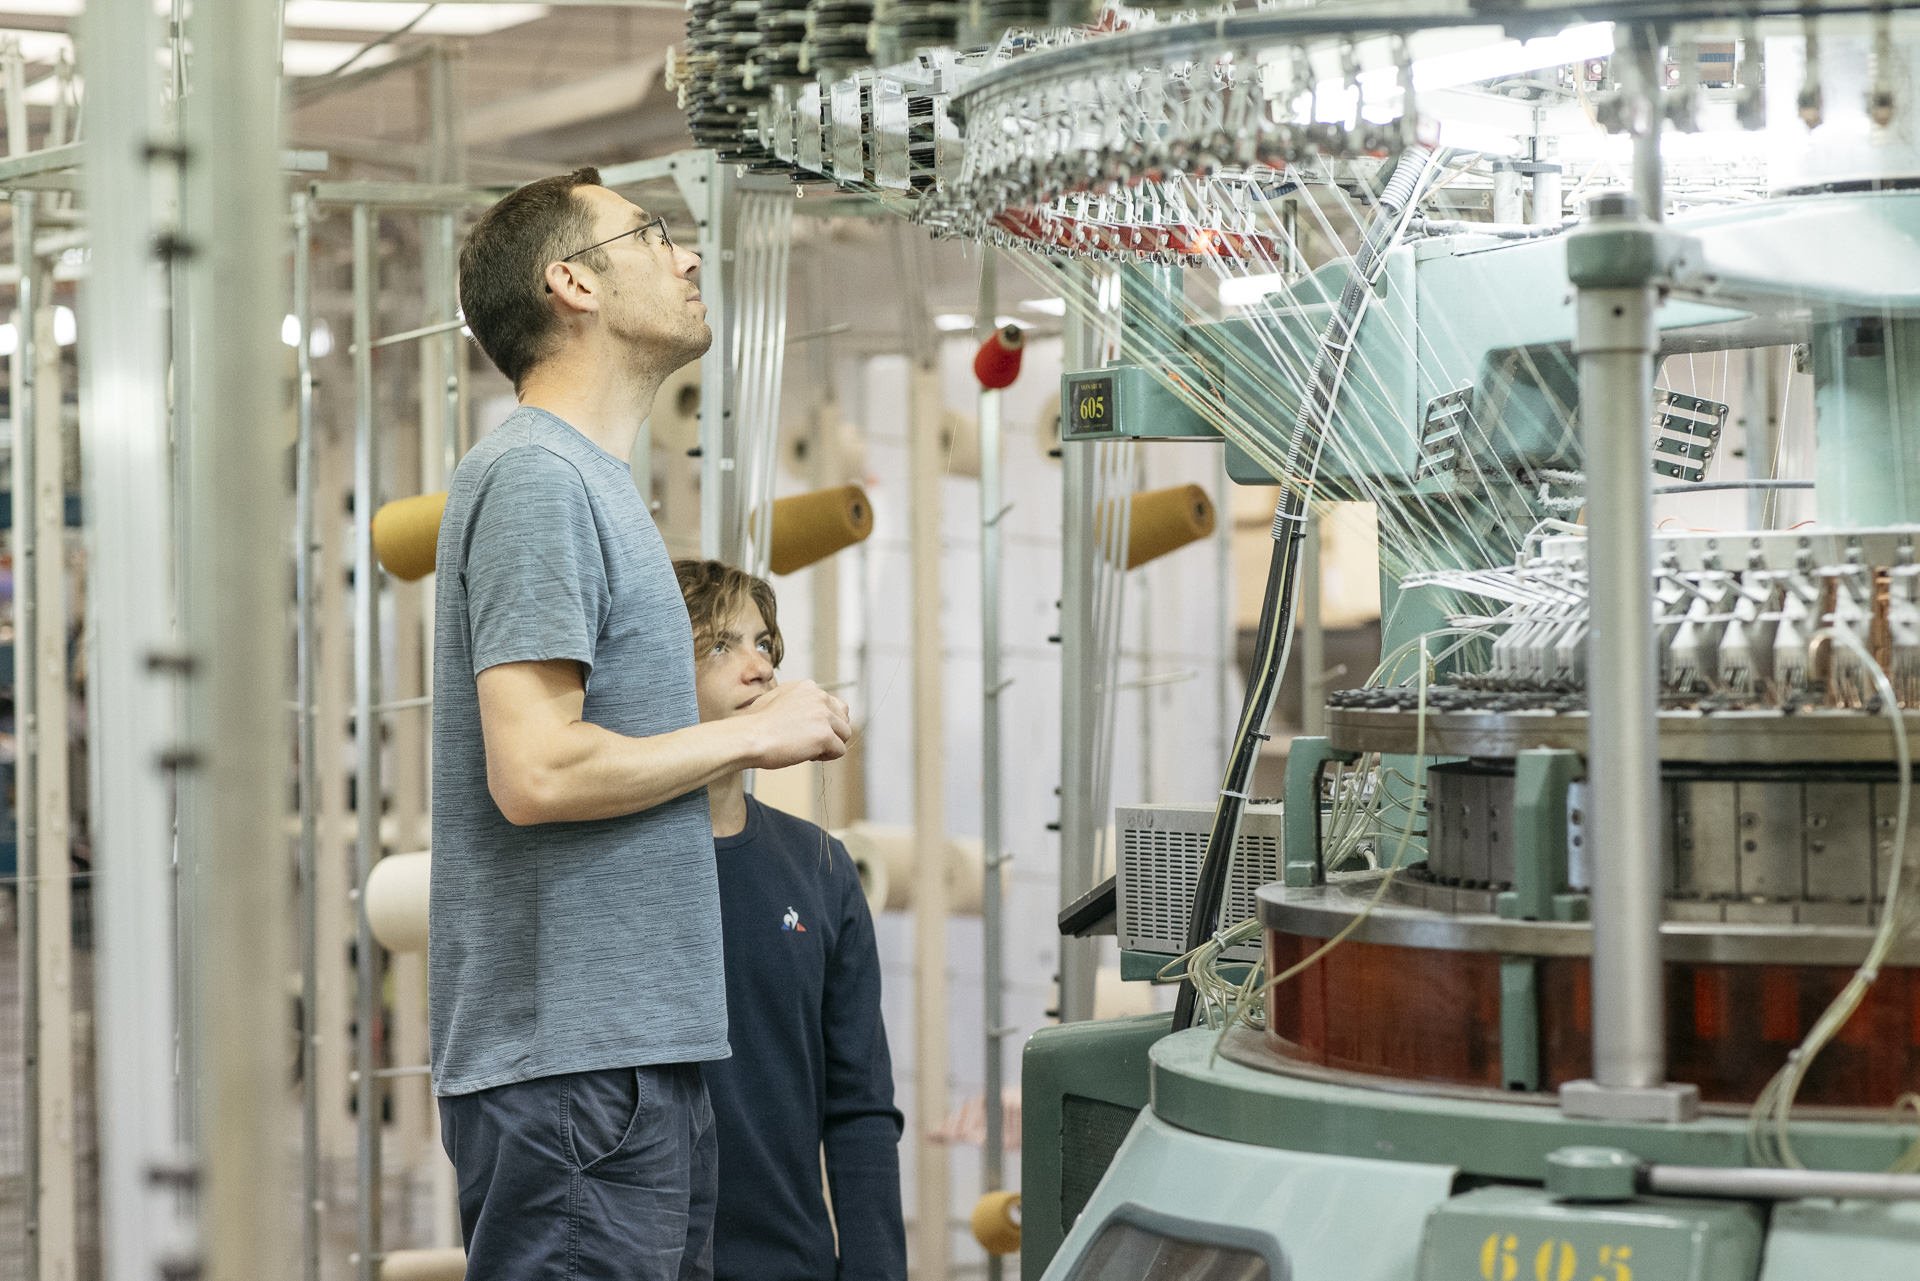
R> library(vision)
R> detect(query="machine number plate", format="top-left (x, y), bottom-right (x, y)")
top-left (1418, 1187), bottom-right (1760, 1281)
top-left (1471, 1233), bottom-right (1635, 1281)
top-left (1069, 376), bottom-right (1115, 436)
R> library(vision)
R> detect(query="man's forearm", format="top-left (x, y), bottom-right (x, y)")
top-left (490, 716), bottom-right (760, 825)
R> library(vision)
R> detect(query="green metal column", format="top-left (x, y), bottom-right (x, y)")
top-left (1498, 748), bottom-right (1586, 922)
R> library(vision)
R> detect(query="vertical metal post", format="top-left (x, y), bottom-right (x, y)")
top-left (1301, 507), bottom-right (1326, 738)
top-left (292, 191), bottom-right (323, 1281)
top-left (1491, 162), bottom-right (1524, 225)
top-left (421, 41), bottom-right (466, 480)
top-left (1057, 299), bottom-right (1099, 1024)
top-left (1744, 347), bottom-right (1785, 529)
top-left (179, 0), bottom-right (295, 1267)
top-left (32, 259), bottom-right (74, 1281)
top-left (1559, 192), bottom-right (1697, 1124)
top-left (80, 0), bottom-right (189, 1272)
top-left (976, 255), bottom-right (1007, 1281)
top-left (908, 358), bottom-right (949, 1281)
top-left (1577, 239), bottom-right (1663, 1091)
top-left (10, 181), bottom-right (43, 1281)
top-left (1213, 469), bottom-right (1234, 785)
top-left (1531, 166), bottom-right (1563, 227)
top-left (674, 155), bottom-right (737, 563)
top-left (350, 202), bottom-right (386, 1281)
top-left (1626, 25), bottom-right (1665, 223)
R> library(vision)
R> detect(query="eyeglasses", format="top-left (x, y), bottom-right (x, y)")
top-left (559, 215), bottom-right (673, 264)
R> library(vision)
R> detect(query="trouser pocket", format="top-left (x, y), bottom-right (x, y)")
top-left (563, 1066), bottom-right (651, 1174)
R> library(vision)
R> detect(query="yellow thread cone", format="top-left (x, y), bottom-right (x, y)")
top-left (971, 1190), bottom-right (1021, 1255)
top-left (1098, 483), bottom-right (1216, 570)
top-left (372, 490), bottom-right (449, 581)
top-left (768, 484), bottom-right (874, 575)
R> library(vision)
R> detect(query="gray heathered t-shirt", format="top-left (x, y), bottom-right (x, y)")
top-left (429, 406), bottom-right (728, 1097)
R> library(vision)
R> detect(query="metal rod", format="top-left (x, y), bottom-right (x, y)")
top-left (351, 1065), bottom-right (433, 1082)
top-left (293, 189), bottom-right (323, 1281)
top-left (1744, 347), bottom-right (1787, 528)
top-left (688, 153), bottom-right (731, 561)
top-left (1627, 24), bottom-right (1665, 222)
top-left (1655, 478), bottom-right (1811, 495)
top-left (908, 342), bottom-right (951, 1281)
top-left (309, 179), bottom-right (502, 210)
top-left (1578, 216), bottom-right (1666, 1093)
top-left (375, 694), bottom-right (433, 712)
top-left (351, 201), bottom-right (386, 1281)
top-left (1645, 1164), bottom-right (1920, 1202)
top-left (10, 178), bottom-right (42, 1281)
top-left (31, 204), bottom-right (75, 1281)
top-left (81, 0), bottom-right (188, 1269)
top-left (351, 315), bottom-right (467, 353)
top-left (1097, 670), bottom-right (1198, 694)
top-left (0, 141), bottom-right (81, 183)
top-left (787, 321), bottom-right (852, 345)
top-left (976, 251), bottom-right (1007, 1281)
top-left (1057, 294), bottom-right (1099, 1024)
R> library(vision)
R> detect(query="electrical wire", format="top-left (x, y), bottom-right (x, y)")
top-left (1746, 624), bottom-right (1920, 1171)
top-left (1172, 144), bottom-right (1443, 1032)
top-left (318, 3), bottom-right (440, 80)
top-left (1196, 633), bottom-right (1435, 1063)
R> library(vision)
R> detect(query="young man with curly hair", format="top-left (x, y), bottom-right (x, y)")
top-left (676, 558), bottom-right (907, 1281)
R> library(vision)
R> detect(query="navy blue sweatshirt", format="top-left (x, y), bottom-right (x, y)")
top-left (703, 797), bottom-right (907, 1281)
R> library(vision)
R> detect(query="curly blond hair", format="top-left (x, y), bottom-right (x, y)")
top-left (673, 559), bottom-right (786, 668)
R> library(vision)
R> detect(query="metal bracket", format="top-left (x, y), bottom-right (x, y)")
top-left (1416, 385), bottom-right (1474, 481)
top-left (1497, 748), bottom-right (1583, 922)
top-left (1651, 389), bottom-right (1728, 484)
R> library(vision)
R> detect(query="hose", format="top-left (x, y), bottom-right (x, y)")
top-left (1173, 145), bottom-right (1439, 1031)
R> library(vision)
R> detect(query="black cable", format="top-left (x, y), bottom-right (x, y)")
top-left (318, 3), bottom-right (440, 81)
top-left (1172, 145), bottom-right (1439, 1032)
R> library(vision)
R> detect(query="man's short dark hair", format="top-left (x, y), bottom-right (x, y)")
top-left (674, 559), bottom-right (786, 669)
top-left (458, 166), bottom-right (606, 389)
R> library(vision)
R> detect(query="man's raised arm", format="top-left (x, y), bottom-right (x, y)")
top-left (477, 657), bottom-right (850, 825)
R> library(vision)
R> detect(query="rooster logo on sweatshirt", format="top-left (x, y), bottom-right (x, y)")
top-left (782, 906), bottom-right (807, 932)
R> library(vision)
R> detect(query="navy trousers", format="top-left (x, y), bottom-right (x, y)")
top-left (439, 1062), bottom-right (718, 1281)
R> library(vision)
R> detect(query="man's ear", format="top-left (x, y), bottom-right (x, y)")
top-left (543, 260), bottom-right (599, 313)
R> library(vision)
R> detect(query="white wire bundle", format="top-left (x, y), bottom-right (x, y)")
top-left (1084, 435), bottom-right (1138, 883)
top-left (734, 191), bottom-right (795, 578)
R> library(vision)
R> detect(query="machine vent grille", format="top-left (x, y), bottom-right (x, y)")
top-left (1114, 803), bottom-right (1283, 963)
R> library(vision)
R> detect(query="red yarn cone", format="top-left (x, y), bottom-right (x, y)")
top-left (972, 324), bottom-right (1025, 390)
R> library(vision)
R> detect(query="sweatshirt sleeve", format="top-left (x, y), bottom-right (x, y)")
top-left (820, 843), bottom-right (908, 1281)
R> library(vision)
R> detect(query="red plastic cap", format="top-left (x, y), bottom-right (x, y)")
top-left (973, 324), bottom-right (1026, 390)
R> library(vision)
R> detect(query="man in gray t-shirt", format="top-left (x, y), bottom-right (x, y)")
top-left (433, 167), bottom-right (850, 1281)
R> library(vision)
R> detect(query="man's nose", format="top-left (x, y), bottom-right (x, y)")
top-left (746, 653), bottom-right (774, 682)
top-left (677, 245), bottom-right (702, 277)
